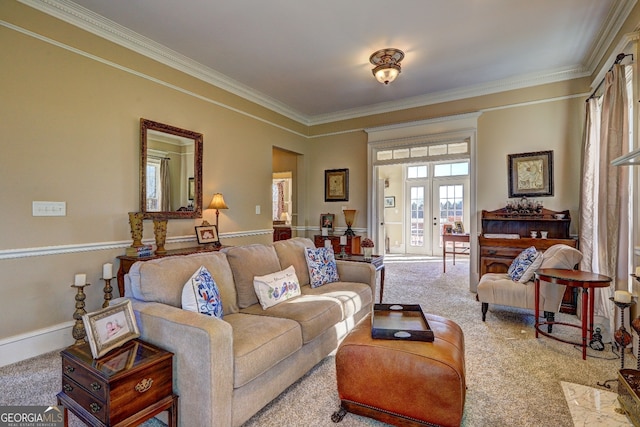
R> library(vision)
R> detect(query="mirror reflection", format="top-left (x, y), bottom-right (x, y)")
top-left (140, 119), bottom-right (203, 219)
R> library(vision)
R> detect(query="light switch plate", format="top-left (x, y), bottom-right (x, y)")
top-left (33, 201), bottom-right (66, 216)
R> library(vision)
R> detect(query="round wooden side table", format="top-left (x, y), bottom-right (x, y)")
top-left (534, 268), bottom-right (612, 360)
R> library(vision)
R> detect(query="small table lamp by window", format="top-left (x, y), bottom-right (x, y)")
top-left (208, 193), bottom-right (229, 233)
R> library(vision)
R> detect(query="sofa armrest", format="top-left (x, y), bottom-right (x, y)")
top-left (336, 260), bottom-right (377, 294)
top-left (119, 297), bottom-right (234, 427)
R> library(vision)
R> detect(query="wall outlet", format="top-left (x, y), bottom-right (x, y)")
top-left (33, 201), bottom-right (66, 216)
top-left (255, 205), bottom-right (261, 215)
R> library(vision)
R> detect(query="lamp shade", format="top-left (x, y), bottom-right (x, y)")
top-left (343, 209), bottom-right (356, 226)
top-left (208, 193), bottom-right (228, 210)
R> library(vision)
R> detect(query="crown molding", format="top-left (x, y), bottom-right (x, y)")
top-left (19, 0), bottom-right (310, 125)
top-left (20, 0), bottom-right (638, 127)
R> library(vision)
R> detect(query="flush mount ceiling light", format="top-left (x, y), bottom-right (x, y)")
top-left (369, 48), bottom-right (405, 85)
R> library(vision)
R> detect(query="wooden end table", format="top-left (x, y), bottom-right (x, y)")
top-left (442, 233), bottom-right (470, 273)
top-left (57, 339), bottom-right (178, 426)
top-left (534, 269), bottom-right (612, 360)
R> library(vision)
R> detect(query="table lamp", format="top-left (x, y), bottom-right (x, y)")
top-left (343, 209), bottom-right (356, 236)
top-left (208, 193), bottom-right (229, 233)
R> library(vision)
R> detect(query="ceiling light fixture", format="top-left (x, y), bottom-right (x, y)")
top-left (369, 48), bottom-right (404, 85)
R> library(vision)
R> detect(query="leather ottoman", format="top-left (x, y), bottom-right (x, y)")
top-left (333, 313), bottom-right (465, 427)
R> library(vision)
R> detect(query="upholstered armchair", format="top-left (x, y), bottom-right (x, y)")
top-left (477, 244), bottom-right (583, 331)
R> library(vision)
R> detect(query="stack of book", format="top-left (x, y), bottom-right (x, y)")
top-left (125, 244), bottom-right (153, 257)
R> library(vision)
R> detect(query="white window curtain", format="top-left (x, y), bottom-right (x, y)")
top-left (579, 64), bottom-right (630, 337)
top-left (160, 158), bottom-right (171, 212)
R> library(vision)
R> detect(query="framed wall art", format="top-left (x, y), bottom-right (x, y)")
top-left (384, 196), bottom-right (395, 208)
top-left (82, 300), bottom-right (140, 359)
top-left (507, 151), bottom-right (553, 198)
top-left (324, 168), bottom-right (349, 202)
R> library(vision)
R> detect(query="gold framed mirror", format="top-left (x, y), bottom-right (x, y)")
top-left (140, 118), bottom-right (203, 219)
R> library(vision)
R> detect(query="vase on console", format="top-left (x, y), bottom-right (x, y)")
top-left (153, 219), bottom-right (168, 255)
top-left (128, 212), bottom-right (144, 248)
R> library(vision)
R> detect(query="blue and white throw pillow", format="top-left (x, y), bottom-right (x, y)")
top-left (507, 246), bottom-right (543, 283)
top-left (253, 265), bottom-right (301, 310)
top-left (182, 265), bottom-right (224, 318)
top-left (304, 247), bottom-right (339, 288)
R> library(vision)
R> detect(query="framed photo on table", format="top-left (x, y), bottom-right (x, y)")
top-left (195, 225), bottom-right (219, 245)
top-left (82, 300), bottom-right (140, 359)
top-left (508, 151), bottom-right (554, 198)
top-left (325, 168), bottom-right (349, 202)
top-left (320, 213), bottom-right (335, 232)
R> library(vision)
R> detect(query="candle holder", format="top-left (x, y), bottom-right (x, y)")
top-left (339, 244), bottom-right (347, 258)
top-left (611, 297), bottom-right (635, 370)
top-left (101, 277), bottom-right (114, 308)
top-left (71, 283), bottom-right (91, 345)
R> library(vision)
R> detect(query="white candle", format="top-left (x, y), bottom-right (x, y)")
top-left (340, 235), bottom-right (347, 246)
top-left (321, 227), bottom-right (328, 236)
top-left (324, 240), bottom-right (332, 248)
top-left (615, 290), bottom-right (632, 303)
top-left (635, 266), bottom-right (640, 277)
top-left (74, 273), bottom-right (86, 286)
top-left (103, 263), bottom-right (113, 279)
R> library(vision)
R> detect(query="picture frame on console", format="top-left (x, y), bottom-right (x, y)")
top-left (83, 300), bottom-right (140, 359)
top-left (320, 213), bottom-right (335, 232)
top-left (508, 150), bottom-right (553, 198)
top-left (195, 225), bottom-right (219, 245)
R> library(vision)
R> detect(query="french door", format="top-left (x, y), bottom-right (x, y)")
top-left (405, 180), bottom-right (431, 254)
top-left (432, 179), bottom-right (469, 253)
top-left (404, 177), bottom-right (469, 256)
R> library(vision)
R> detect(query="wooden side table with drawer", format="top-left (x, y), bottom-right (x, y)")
top-left (57, 339), bottom-right (178, 427)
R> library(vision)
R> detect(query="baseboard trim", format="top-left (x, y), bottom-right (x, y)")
top-left (0, 321), bottom-right (75, 367)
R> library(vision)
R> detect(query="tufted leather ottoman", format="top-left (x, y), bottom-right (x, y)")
top-left (333, 313), bottom-right (466, 427)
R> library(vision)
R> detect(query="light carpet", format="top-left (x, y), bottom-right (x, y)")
top-left (0, 254), bottom-right (627, 426)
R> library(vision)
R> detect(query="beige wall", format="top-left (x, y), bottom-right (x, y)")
top-left (1, 1), bottom-right (638, 361)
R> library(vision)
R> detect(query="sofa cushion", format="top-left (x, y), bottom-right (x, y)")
top-left (301, 281), bottom-right (372, 319)
top-left (223, 313), bottom-right (302, 388)
top-left (507, 246), bottom-right (542, 282)
top-left (272, 237), bottom-right (316, 286)
top-left (128, 251), bottom-right (238, 314)
top-left (240, 295), bottom-right (343, 343)
top-left (182, 266), bottom-right (224, 318)
top-left (224, 244), bottom-right (281, 309)
top-left (304, 247), bottom-right (339, 287)
top-left (253, 265), bottom-right (301, 310)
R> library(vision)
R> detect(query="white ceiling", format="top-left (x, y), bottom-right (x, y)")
top-left (30, 0), bottom-right (636, 124)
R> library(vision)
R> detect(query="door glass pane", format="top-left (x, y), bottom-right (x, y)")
top-left (440, 184), bottom-right (464, 227)
top-left (410, 186), bottom-right (424, 247)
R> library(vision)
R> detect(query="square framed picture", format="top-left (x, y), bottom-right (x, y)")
top-left (320, 213), bottom-right (335, 232)
top-left (508, 151), bottom-right (553, 198)
top-left (82, 300), bottom-right (140, 359)
top-left (384, 196), bottom-right (395, 208)
top-left (453, 221), bottom-right (465, 234)
top-left (195, 225), bottom-right (219, 244)
top-left (324, 168), bottom-right (349, 202)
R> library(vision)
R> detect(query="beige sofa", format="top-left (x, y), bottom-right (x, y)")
top-left (116, 237), bottom-right (376, 427)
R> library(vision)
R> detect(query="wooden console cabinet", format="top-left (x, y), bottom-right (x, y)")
top-left (479, 207), bottom-right (578, 314)
top-left (314, 235), bottom-right (361, 256)
top-left (273, 226), bottom-right (292, 241)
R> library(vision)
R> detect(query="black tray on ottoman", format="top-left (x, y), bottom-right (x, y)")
top-left (371, 303), bottom-right (434, 342)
